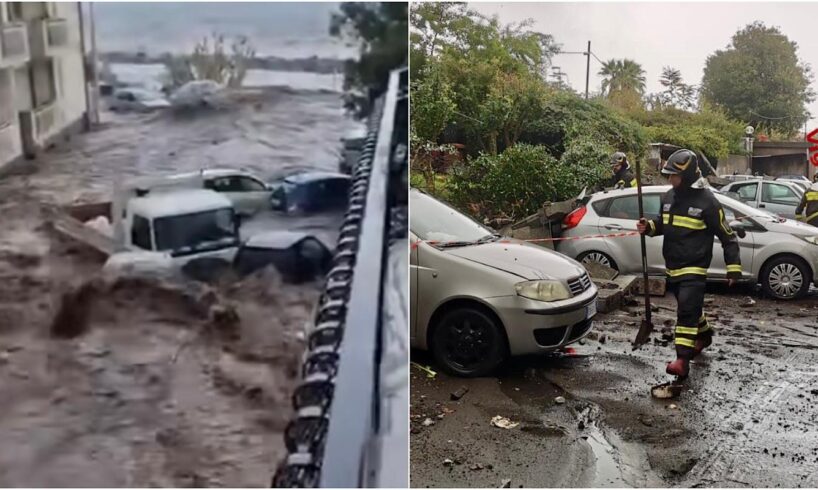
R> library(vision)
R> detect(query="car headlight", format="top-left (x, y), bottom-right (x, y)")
top-left (799, 235), bottom-right (818, 246)
top-left (515, 280), bottom-right (572, 302)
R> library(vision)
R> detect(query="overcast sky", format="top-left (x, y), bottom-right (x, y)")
top-left (470, 2), bottom-right (818, 129)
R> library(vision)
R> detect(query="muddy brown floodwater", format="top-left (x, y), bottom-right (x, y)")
top-left (411, 286), bottom-right (818, 488)
top-left (0, 88), bottom-right (356, 486)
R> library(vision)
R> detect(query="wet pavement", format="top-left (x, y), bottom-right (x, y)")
top-left (410, 286), bottom-right (818, 488)
top-left (0, 87), bottom-right (356, 486)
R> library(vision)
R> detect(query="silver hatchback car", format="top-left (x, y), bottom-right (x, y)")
top-left (557, 185), bottom-right (818, 300)
top-left (410, 189), bottom-right (598, 377)
top-left (720, 179), bottom-right (804, 219)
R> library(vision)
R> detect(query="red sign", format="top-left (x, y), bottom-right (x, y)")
top-left (809, 128), bottom-right (818, 167)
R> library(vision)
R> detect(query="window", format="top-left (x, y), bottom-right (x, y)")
top-left (733, 183), bottom-right (758, 202)
top-left (131, 215), bottom-right (152, 250)
top-left (603, 195), bottom-right (661, 220)
top-left (237, 177), bottom-right (266, 192)
top-left (762, 183), bottom-right (800, 205)
top-left (7, 3), bottom-right (23, 22)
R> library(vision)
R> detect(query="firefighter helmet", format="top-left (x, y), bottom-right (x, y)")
top-left (610, 151), bottom-right (628, 167)
top-left (662, 149), bottom-right (700, 185)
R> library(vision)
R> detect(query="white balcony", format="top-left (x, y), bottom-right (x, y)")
top-left (28, 18), bottom-right (70, 59)
top-left (20, 102), bottom-right (61, 151)
top-left (0, 23), bottom-right (30, 67)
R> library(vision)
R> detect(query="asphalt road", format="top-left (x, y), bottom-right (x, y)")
top-left (410, 286), bottom-right (818, 488)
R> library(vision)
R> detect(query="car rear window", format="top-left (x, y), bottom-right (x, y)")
top-left (595, 194), bottom-right (661, 220)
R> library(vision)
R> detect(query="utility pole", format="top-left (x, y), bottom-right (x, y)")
top-left (89, 2), bottom-right (100, 126)
top-left (585, 41), bottom-right (591, 100)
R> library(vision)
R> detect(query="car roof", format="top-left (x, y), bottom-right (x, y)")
top-left (284, 171), bottom-right (350, 184)
top-left (129, 189), bottom-right (233, 219)
top-left (244, 231), bottom-right (328, 249)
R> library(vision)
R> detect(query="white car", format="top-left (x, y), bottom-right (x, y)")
top-left (109, 88), bottom-right (170, 112)
top-left (720, 179), bottom-right (805, 219)
top-left (557, 185), bottom-right (818, 300)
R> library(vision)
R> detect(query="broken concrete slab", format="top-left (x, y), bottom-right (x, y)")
top-left (633, 277), bottom-right (666, 296)
top-left (583, 262), bottom-right (619, 280)
top-left (595, 286), bottom-right (624, 314)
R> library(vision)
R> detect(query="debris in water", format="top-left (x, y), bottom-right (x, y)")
top-left (491, 415), bottom-right (519, 429)
top-left (451, 386), bottom-right (469, 400)
top-left (554, 396), bottom-right (566, 405)
top-left (50, 280), bottom-right (102, 338)
top-left (501, 478), bottom-right (512, 488)
top-left (443, 458), bottom-right (454, 466)
top-left (669, 404), bottom-right (679, 410)
top-left (423, 418), bottom-right (435, 427)
top-left (469, 463), bottom-right (484, 471)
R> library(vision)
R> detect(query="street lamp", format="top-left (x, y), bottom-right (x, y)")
top-left (745, 125), bottom-right (755, 174)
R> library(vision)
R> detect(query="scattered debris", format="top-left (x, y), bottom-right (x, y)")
top-left (741, 297), bottom-right (756, 307)
top-left (651, 382), bottom-right (685, 400)
top-left (501, 478), bottom-right (512, 488)
top-left (669, 404), bottom-right (679, 410)
top-left (450, 386), bottom-right (469, 401)
top-left (412, 362), bottom-right (437, 378)
top-left (443, 458), bottom-right (454, 467)
top-left (583, 262), bottom-right (619, 280)
top-left (554, 396), bottom-right (566, 405)
top-left (469, 463), bottom-right (484, 471)
top-left (491, 415), bottom-right (519, 429)
top-left (423, 418), bottom-right (435, 427)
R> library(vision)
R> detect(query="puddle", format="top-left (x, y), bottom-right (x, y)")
top-left (585, 421), bottom-right (630, 488)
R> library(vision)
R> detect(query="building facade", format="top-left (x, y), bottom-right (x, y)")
top-left (0, 2), bottom-right (87, 170)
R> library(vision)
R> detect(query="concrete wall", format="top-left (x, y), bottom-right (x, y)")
top-left (53, 2), bottom-right (87, 131)
top-left (718, 155), bottom-right (752, 176)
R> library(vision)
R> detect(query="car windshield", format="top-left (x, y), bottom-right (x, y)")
top-left (153, 208), bottom-right (238, 254)
top-left (410, 190), bottom-right (494, 244)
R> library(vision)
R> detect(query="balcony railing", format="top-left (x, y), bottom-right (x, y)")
top-left (0, 23), bottom-right (30, 67)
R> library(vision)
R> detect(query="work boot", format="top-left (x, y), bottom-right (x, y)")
top-left (693, 333), bottom-right (712, 357)
top-left (666, 357), bottom-right (690, 378)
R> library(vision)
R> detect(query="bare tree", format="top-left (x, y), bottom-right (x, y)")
top-left (163, 33), bottom-right (256, 89)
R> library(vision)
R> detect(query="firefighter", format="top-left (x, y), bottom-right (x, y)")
top-left (636, 149), bottom-right (742, 378)
top-left (609, 152), bottom-right (637, 189)
top-left (795, 174), bottom-right (818, 227)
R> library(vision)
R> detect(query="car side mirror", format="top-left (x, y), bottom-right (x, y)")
top-left (729, 220), bottom-right (747, 238)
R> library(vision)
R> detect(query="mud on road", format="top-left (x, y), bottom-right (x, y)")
top-left (410, 287), bottom-right (818, 488)
top-left (0, 88), bottom-right (355, 486)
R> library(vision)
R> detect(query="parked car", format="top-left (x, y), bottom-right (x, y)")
top-left (133, 168), bottom-right (273, 216)
top-left (109, 88), bottom-right (170, 112)
top-left (778, 175), bottom-right (811, 182)
top-left (270, 172), bottom-right (351, 213)
top-left (718, 174), bottom-right (760, 183)
top-left (557, 185), bottom-right (818, 300)
top-left (233, 231), bottom-right (332, 283)
top-left (720, 179), bottom-right (804, 218)
top-left (777, 178), bottom-right (810, 193)
top-left (410, 189), bottom-right (598, 377)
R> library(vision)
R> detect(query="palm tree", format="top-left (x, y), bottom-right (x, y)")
top-left (599, 59), bottom-right (646, 96)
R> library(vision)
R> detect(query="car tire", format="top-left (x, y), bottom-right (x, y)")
top-left (430, 306), bottom-right (507, 377)
top-left (577, 250), bottom-right (618, 271)
top-left (760, 255), bottom-right (812, 300)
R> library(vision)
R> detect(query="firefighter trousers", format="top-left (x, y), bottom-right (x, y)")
top-left (667, 278), bottom-right (713, 359)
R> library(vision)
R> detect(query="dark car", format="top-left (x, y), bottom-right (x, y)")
top-left (233, 231), bottom-right (332, 283)
top-left (270, 172), bottom-right (351, 213)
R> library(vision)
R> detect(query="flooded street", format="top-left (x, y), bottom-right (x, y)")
top-left (410, 287), bottom-right (818, 488)
top-left (0, 87), bottom-right (357, 486)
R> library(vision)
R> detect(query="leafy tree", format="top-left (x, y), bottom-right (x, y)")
top-left (599, 59), bottom-right (647, 96)
top-left (658, 66), bottom-right (696, 110)
top-left (164, 33), bottom-right (255, 88)
top-left (699, 22), bottom-right (814, 136)
top-left (330, 2), bottom-right (408, 113)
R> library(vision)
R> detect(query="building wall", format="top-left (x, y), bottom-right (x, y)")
top-left (0, 1), bottom-right (87, 170)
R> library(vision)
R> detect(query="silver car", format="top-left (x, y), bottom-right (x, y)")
top-left (720, 179), bottom-right (804, 218)
top-left (410, 189), bottom-right (598, 377)
top-left (557, 185), bottom-right (818, 300)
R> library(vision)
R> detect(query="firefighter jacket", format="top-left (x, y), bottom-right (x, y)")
top-left (795, 182), bottom-right (818, 226)
top-left (610, 165), bottom-right (637, 189)
top-left (645, 187), bottom-right (742, 282)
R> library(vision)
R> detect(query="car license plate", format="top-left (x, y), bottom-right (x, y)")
top-left (586, 301), bottom-right (597, 319)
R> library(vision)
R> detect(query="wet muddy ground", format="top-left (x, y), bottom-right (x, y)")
top-left (0, 88), bottom-right (356, 486)
top-left (410, 286), bottom-right (818, 488)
